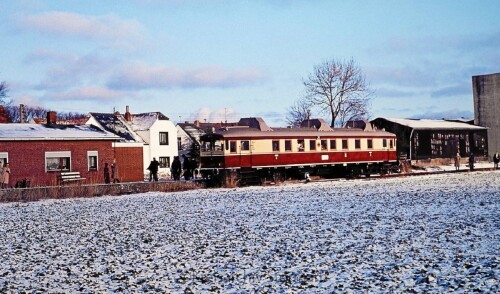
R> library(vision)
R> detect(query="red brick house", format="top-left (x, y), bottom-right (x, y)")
top-left (0, 122), bottom-right (125, 187)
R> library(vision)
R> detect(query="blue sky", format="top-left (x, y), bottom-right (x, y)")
top-left (1, 0), bottom-right (499, 126)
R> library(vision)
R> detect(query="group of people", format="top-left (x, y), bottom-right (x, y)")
top-left (170, 154), bottom-right (196, 181)
top-left (103, 159), bottom-right (119, 184)
top-left (453, 151), bottom-right (500, 171)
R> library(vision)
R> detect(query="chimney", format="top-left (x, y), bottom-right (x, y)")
top-left (124, 105), bottom-right (132, 122)
top-left (20, 104), bottom-right (26, 123)
top-left (47, 111), bottom-right (57, 125)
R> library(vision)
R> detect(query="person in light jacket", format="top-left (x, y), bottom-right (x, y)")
top-left (111, 158), bottom-right (120, 183)
top-left (454, 152), bottom-right (461, 171)
top-left (1, 162), bottom-right (11, 189)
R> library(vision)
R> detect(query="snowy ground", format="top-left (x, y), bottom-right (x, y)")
top-left (0, 171), bottom-right (498, 293)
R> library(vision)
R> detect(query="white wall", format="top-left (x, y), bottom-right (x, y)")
top-left (142, 119), bottom-right (178, 178)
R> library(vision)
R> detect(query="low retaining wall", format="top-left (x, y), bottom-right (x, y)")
top-left (0, 181), bottom-right (202, 203)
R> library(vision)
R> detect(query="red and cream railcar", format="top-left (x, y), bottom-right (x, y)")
top-left (200, 118), bottom-right (399, 185)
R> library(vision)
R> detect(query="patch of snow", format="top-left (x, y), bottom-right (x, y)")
top-left (0, 172), bottom-right (498, 292)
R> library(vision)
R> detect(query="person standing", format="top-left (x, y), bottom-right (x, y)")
top-left (111, 158), bottom-right (120, 183)
top-left (1, 162), bottom-right (10, 189)
top-left (182, 154), bottom-right (192, 181)
top-left (147, 157), bottom-right (160, 181)
top-left (493, 151), bottom-right (500, 170)
top-left (171, 156), bottom-right (181, 181)
top-left (468, 153), bottom-right (475, 171)
top-left (454, 152), bottom-right (461, 171)
top-left (104, 162), bottom-right (111, 184)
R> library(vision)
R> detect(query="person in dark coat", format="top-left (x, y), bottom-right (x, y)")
top-left (182, 154), bottom-right (192, 181)
top-left (104, 162), bottom-right (111, 184)
top-left (171, 156), bottom-right (181, 181)
top-left (147, 157), bottom-right (160, 181)
top-left (468, 153), bottom-right (475, 171)
top-left (493, 151), bottom-right (500, 170)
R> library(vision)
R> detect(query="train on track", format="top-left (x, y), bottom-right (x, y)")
top-left (199, 117), bottom-right (400, 186)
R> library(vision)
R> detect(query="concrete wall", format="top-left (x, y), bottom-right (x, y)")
top-left (473, 73), bottom-right (500, 159)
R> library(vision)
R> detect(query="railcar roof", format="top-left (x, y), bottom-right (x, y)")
top-left (210, 126), bottom-right (395, 138)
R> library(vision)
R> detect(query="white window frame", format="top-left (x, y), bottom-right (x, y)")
top-left (45, 151), bottom-right (71, 172)
top-left (87, 151), bottom-right (98, 171)
top-left (0, 152), bottom-right (8, 167)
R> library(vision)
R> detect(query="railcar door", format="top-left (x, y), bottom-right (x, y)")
top-left (239, 140), bottom-right (252, 168)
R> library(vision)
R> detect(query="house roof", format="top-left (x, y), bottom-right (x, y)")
top-left (177, 123), bottom-right (206, 143)
top-left (373, 117), bottom-right (487, 130)
top-left (0, 123), bottom-right (119, 141)
top-left (88, 113), bottom-right (142, 142)
top-left (130, 112), bottom-right (169, 131)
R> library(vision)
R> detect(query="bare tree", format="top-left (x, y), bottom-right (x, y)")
top-left (5, 104), bottom-right (86, 123)
top-left (301, 58), bottom-right (371, 127)
top-left (0, 81), bottom-right (10, 105)
top-left (286, 99), bottom-right (312, 127)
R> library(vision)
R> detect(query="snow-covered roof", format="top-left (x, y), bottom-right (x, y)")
top-left (88, 113), bottom-right (143, 142)
top-left (374, 117), bottom-right (487, 130)
top-left (130, 112), bottom-right (169, 131)
top-left (177, 123), bottom-right (206, 143)
top-left (0, 123), bottom-right (119, 141)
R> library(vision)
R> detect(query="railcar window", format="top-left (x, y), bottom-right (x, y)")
top-left (285, 140), bottom-right (292, 151)
top-left (272, 140), bottom-right (280, 151)
top-left (230, 141), bottom-right (237, 153)
top-left (298, 139), bottom-right (305, 151)
top-left (321, 140), bottom-right (327, 150)
top-left (342, 139), bottom-right (348, 149)
top-left (241, 140), bottom-right (250, 151)
top-left (390, 139), bottom-right (394, 149)
top-left (330, 139), bottom-right (336, 150)
top-left (367, 139), bottom-right (373, 149)
top-left (355, 139), bottom-right (361, 149)
top-left (225, 140), bottom-right (229, 151)
top-left (383, 138), bottom-right (387, 148)
top-left (309, 140), bottom-right (316, 151)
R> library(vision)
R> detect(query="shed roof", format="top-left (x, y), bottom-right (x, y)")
top-left (373, 117), bottom-right (487, 130)
top-left (0, 123), bottom-right (119, 141)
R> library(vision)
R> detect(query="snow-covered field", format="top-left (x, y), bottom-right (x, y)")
top-left (0, 172), bottom-right (498, 293)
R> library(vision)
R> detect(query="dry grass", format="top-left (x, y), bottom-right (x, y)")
top-left (0, 181), bottom-right (201, 203)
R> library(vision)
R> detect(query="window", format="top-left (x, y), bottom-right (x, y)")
top-left (355, 139), bottom-right (361, 149)
top-left (87, 151), bottom-right (98, 171)
top-left (159, 132), bottom-right (169, 145)
top-left (45, 151), bottom-right (71, 172)
top-left (383, 138), bottom-right (387, 148)
top-left (225, 140), bottom-right (229, 151)
top-left (309, 140), bottom-right (316, 151)
top-left (342, 139), bottom-right (348, 149)
top-left (297, 139), bottom-right (305, 151)
top-left (272, 140), bottom-right (280, 152)
top-left (285, 140), bottom-right (292, 151)
top-left (177, 137), bottom-right (182, 150)
top-left (321, 140), bottom-right (328, 151)
top-left (0, 152), bottom-right (8, 167)
top-left (390, 139), bottom-right (394, 149)
top-left (367, 139), bottom-right (373, 149)
top-left (330, 140), bottom-right (336, 150)
top-left (241, 140), bottom-right (250, 151)
top-left (159, 157), bottom-right (170, 168)
top-left (230, 141), bottom-right (237, 153)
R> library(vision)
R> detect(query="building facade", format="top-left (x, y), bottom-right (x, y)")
top-left (371, 117), bottom-right (488, 161)
top-left (88, 106), bottom-right (178, 180)
top-left (473, 72), bottom-right (500, 159)
top-left (0, 123), bottom-right (120, 187)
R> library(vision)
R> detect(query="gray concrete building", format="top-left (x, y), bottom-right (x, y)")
top-left (473, 72), bottom-right (500, 159)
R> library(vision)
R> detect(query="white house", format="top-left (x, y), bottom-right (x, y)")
top-left (87, 106), bottom-right (178, 179)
